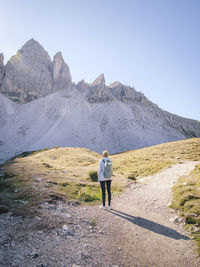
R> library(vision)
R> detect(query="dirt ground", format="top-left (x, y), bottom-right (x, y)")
top-left (1, 161), bottom-right (200, 266)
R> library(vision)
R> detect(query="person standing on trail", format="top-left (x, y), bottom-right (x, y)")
top-left (98, 150), bottom-right (113, 210)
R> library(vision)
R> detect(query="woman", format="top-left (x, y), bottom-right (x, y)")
top-left (98, 150), bottom-right (113, 210)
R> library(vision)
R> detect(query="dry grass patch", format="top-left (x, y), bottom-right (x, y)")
top-left (111, 138), bottom-right (200, 178)
top-left (0, 147), bottom-right (125, 214)
top-left (1, 138), bottom-right (200, 215)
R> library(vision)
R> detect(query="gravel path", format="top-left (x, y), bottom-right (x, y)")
top-left (0, 161), bottom-right (200, 266)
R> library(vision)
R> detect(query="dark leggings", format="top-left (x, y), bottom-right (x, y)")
top-left (100, 180), bottom-right (112, 206)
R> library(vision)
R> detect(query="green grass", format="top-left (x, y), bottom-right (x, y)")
top-left (77, 185), bottom-right (101, 202)
top-left (171, 163), bottom-right (200, 256)
top-left (111, 137), bottom-right (200, 178)
top-left (1, 138), bottom-right (200, 216)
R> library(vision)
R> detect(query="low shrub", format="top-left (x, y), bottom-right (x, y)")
top-left (127, 174), bottom-right (137, 181)
top-left (88, 170), bottom-right (98, 182)
top-left (60, 182), bottom-right (69, 187)
top-left (185, 214), bottom-right (198, 224)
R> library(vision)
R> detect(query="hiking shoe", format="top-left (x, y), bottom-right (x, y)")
top-left (100, 205), bottom-right (106, 210)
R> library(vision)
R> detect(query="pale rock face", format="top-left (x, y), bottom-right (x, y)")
top-left (1, 39), bottom-right (53, 103)
top-left (109, 81), bottom-right (121, 88)
top-left (0, 39), bottom-right (72, 103)
top-left (76, 80), bottom-right (89, 91)
top-left (109, 82), bottom-right (136, 103)
top-left (0, 89), bottom-right (200, 164)
top-left (52, 52), bottom-right (72, 91)
top-left (109, 82), bottom-right (148, 104)
top-left (0, 53), bottom-right (4, 68)
top-left (0, 39), bottom-right (200, 164)
top-left (87, 74), bottom-right (114, 103)
top-left (0, 54), bottom-right (4, 85)
top-left (91, 73), bottom-right (106, 88)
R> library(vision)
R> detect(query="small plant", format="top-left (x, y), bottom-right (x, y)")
top-left (88, 170), bottom-right (98, 182)
top-left (60, 182), bottom-right (69, 187)
top-left (77, 186), bottom-right (100, 202)
top-left (127, 174), bottom-right (137, 181)
top-left (42, 163), bottom-right (52, 168)
top-left (91, 219), bottom-right (97, 227)
top-left (185, 214), bottom-right (197, 224)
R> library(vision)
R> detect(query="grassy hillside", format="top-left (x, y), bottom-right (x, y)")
top-left (0, 138), bottom-right (200, 216)
top-left (171, 163), bottom-right (200, 255)
top-left (112, 137), bottom-right (200, 178)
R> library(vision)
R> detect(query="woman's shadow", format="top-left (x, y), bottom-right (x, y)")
top-left (108, 209), bottom-right (189, 240)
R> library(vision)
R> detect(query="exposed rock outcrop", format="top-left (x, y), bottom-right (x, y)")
top-left (91, 73), bottom-right (106, 88)
top-left (0, 40), bottom-right (152, 105)
top-left (1, 39), bottom-right (53, 103)
top-left (0, 54), bottom-right (5, 92)
top-left (0, 53), bottom-right (4, 68)
top-left (76, 80), bottom-right (89, 91)
top-left (52, 52), bottom-right (72, 91)
top-left (0, 38), bottom-right (200, 164)
top-left (0, 39), bottom-right (72, 103)
top-left (87, 74), bottom-right (114, 103)
top-left (0, 88), bottom-right (200, 164)
top-left (109, 82), bottom-right (148, 104)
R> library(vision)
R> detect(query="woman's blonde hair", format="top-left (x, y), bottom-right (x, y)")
top-left (102, 150), bottom-right (109, 157)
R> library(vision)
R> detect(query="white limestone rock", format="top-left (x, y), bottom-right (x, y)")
top-left (0, 54), bottom-right (4, 87)
top-left (0, 39), bottom-right (72, 103)
top-left (76, 80), bottom-right (89, 91)
top-left (0, 87), bottom-right (200, 164)
top-left (0, 53), bottom-right (4, 68)
top-left (0, 39), bottom-right (200, 163)
top-left (1, 39), bottom-right (53, 103)
top-left (91, 73), bottom-right (106, 88)
top-left (52, 52), bottom-right (72, 91)
top-left (87, 74), bottom-right (114, 103)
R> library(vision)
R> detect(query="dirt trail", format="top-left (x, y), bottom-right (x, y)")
top-left (1, 161), bottom-right (200, 267)
top-left (105, 161), bottom-right (200, 266)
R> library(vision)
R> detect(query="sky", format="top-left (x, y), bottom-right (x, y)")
top-left (0, 0), bottom-right (199, 120)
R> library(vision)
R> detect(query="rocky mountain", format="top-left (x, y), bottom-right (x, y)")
top-left (0, 39), bottom-right (200, 163)
top-left (0, 39), bottom-right (72, 103)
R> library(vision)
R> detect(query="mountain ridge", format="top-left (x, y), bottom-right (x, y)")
top-left (0, 39), bottom-right (149, 106)
top-left (0, 39), bottom-right (200, 163)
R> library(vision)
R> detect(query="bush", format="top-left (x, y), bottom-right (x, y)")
top-left (127, 174), bottom-right (137, 181)
top-left (88, 170), bottom-right (98, 182)
top-left (185, 214), bottom-right (198, 224)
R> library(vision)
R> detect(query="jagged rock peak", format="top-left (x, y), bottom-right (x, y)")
top-left (52, 51), bottom-right (72, 90)
top-left (0, 38), bottom-right (53, 103)
top-left (0, 53), bottom-right (4, 68)
top-left (76, 79), bottom-right (89, 91)
top-left (19, 38), bottom-right (51, 63)
top-left (91, 73), bottom-right (105, 88)
top-left (54, 51), bottom-right (64, 60)
top-left (20, 38), bottom-right (44, 51)
top-left (109, 81), bottom-right (121, 88)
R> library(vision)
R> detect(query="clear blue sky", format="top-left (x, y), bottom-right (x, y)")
top-left (0, 0), bottom-right (199, 120)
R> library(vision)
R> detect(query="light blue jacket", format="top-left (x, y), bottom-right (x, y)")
top-left (98, 157), bottom-right (112, 182)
